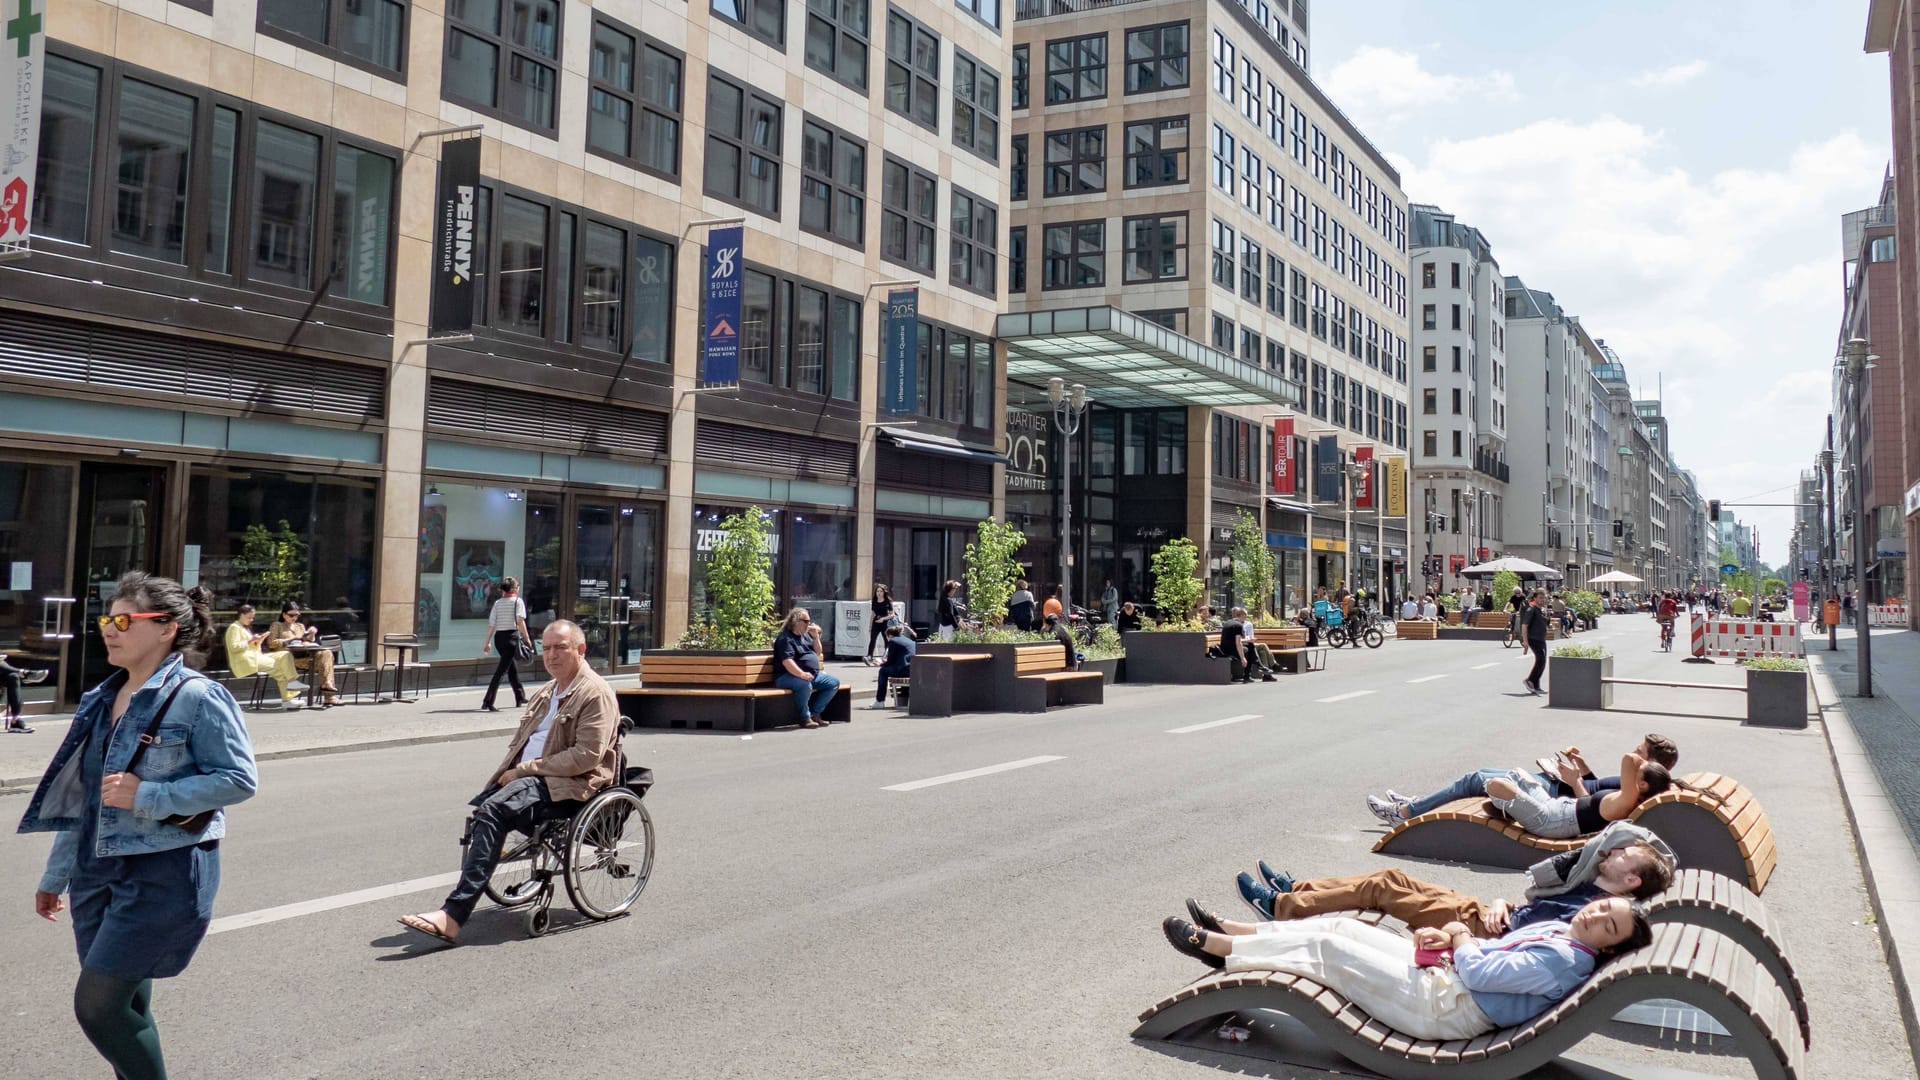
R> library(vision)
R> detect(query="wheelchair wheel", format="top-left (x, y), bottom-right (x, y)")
top-left (564, 788), bottom-right (655, 920)
top-left (484, 828), bottom-right (556, 909)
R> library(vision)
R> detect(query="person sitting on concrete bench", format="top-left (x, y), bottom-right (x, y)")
top-left (869, 620), bottom-right (914, 710)
top-left (1218, 824), bottom-right (1674, 936)
top-left (1161, 896), bottom-right (1650, 1041)
top-left (1220, 607), bottom-right (1277, 682)
top-left (1365, 734), bottom-right (1679, 825)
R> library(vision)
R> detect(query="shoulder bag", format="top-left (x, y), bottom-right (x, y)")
top-left (123, 676), bottom-right (219, 832)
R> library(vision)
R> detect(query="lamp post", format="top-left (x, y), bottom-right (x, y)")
top-left (1048, 376), bottom-right (1088, 616)
top-left (1820, 446), bottom-right (1837, 651)
top-left (1839, 338), bottom-right (1874, 696)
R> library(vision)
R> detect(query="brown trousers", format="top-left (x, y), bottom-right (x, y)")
top-left (1269, 869), bottom-right (1494, 936)
top-left (294, 649), bottom-right (336, 690)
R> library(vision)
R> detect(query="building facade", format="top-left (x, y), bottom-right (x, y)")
top-left (1501, 278), bottom-right (1597, 585)
top-left (1832, 175), bottom-right (1908, 604)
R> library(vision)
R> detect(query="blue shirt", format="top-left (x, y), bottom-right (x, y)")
top-left (1453, 920), bottom-right (1599, 1028)
top-left (772, 630), bottom-right (820, 674)
top-left (883, 634), bottom-right (915, 667)
top-left (1507, 883), bottom-right (1605, 932)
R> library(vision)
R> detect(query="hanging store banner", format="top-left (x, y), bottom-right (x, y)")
top-left (1353, 445), bottom-right (1374, 509)
top-left (1314, 435), bottom-right (1342, 504)
top-left (1271, 417), bottom-right (1294, 493)
top-left (702, 225), bottom-right (744, 386)
top-left (1384, 456), bottom-right (1407, 517)
top-left (883, 287), bottom-right (919, 415)
top-left (0, 0), bottom-right (47, 251)
top-left (429, 136), bottom-right (481, 336)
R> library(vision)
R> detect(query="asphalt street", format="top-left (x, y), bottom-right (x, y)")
top-left (3, 621), bottom-right (1911, 1079)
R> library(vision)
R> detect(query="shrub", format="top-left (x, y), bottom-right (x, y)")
top-left (1744, 655), bottom-right (1807, 672)
top-left (1229, 509), bottom-right (1276, 617)
top-left (1149, 537), bottom-right (1206, 629)
top-left (675, 621), bottom-right (715, 649)
top-left (1552, 642), bottom-right (1609, 659)
top-left (705, 507), bottom-right (779, 650)
top-left (1085, 624), bottom-right (1125, 660)
top-left (1563, 590), bottom-right (1604, 623)
top-left (1492, 569), bottom-right (1521, 605)
top-left (963, 518), bottom-right (1027, 629)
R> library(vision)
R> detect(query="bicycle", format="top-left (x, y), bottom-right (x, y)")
top-left (1502, 610), bottom-right (1521, 649)
top-left (1340, 605), bottom-right (1386, 649)
top-left (1659, 617), bottom-right (1675, 652)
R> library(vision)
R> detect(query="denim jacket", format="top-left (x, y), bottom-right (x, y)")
top-left (18, 654), bottom-right (258, 895)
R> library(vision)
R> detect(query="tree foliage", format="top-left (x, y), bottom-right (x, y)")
top-left (962, 518), bottom-right (1027, 628)
top-left (1229, 510), bottom-right (1276, 617)
top-left (241, 520), bottom-right (307, 607)
top-left (705, 507), bottom-right (779, 651)
top-left (1491, 569), bottom-right (1521, 606)
top-left (1150, 537), bottom-right (1206, 627)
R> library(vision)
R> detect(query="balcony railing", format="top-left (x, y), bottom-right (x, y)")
top-left (1016, 0), bottom-right (1160, 19)
top-left (1473, 448), bottom-right (1510, 483)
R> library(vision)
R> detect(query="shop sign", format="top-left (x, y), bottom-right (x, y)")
top-left (702, 225), bottom-right (744, 386)
top-left (1353, 446), bottom-right (1374, 509)
top-left (1004, 409), bottom-right (1049, 491)
top-left (1906, 479), bottom-right (1920, 517)
top-left (693, 524), bottom-right (781, 561)
top-left (1128, 525), bottom-right (1171, 542)
top-left (1384, 456), bottom-right (1407, 517)
top-left (1271, 417), bottom-right (1293, 493)
top-left (1310, 538), bottom-right (1346, 553)
top-left (1266, 533), bottom-right (1307, 550)
top-left (882, 287), bottom-right (918, 414)
top-left (429, 135), bottom-right (481, 335)
top-left (1314, 436), bottom-right (1341, 503)
top-left (0, 1), bottom-right (44, 251)
top-left (1449, 554), bottom-right (1466, 573)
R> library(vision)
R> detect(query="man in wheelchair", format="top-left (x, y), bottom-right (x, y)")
top-left (399, 619), bottom-right (620, 945)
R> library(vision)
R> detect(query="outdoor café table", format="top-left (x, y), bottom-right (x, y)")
top-left (378, 637), bottom-right (422, 703)
top-left (281, 640), bottom-right (339, 708)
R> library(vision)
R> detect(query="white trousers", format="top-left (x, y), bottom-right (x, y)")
top-left (1227, 917), bottom-right (1493, 1040)
top-left (937, 625), bottom-right (954, 641)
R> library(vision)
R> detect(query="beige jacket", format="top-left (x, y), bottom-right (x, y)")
top-left (496, 666), bottom-right (621, 802)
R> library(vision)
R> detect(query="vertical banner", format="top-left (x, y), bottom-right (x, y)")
top-left (1353, 445), bottom-right (1375, 509)
top-left (1384, 456), bottom-right (1407, 517)
top-left (0, 0), bottom-right (47, 251)
top-left (702, 225), bottom-right (744, 385)
top-left (1271, 417), bottom-right (1294, 493)
top-left (1314, 435), bottom-right (1342, 503)
top-left (882, 287), bottom-right (918, 415)
top-left (429, 136), bottom-right (481, 336)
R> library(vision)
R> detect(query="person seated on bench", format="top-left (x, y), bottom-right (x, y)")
top-left (1220, 607), bottom-right (1277, 682)
top-left (397, 620), bottom-right (618, 946)
top-left (1043, 613), bottom-right (1082, 671)
top-left (773, 608), bottom-right (841, 729)
top-left (1365, 734), bottom-right (1680, 825)
top-left (1400, 595), bottom-right (1420, 620)
top-left (1162, 896), bottom-right (1650, 1040)
top-left (223, 604), bottom-right (304, 707)
top-left (1220, 824), bottom-right (1674, 937)
top-left (869, 620), bottom-right (914, 710)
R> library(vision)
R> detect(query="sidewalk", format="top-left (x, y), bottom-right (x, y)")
top-left (0, 660), bottom-right (884, 794)
top-left (1806, 626), bottom-right (1920, 1062)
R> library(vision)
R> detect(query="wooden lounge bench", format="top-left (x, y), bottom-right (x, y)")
top-left (1011, 643), bottom-right (1103, 712)
top-left (1132, 922), bottom-right (1805, 1079)
top-left (1471, 610), bottom-right (1514, 630)
top-left (906, 652), bottom-right (994, 717)
top-left (1252, 627), bottom-right (1310, 650)
top-left (617, 651), bottom-right (851, 733)
top-left (1396, 620), bottom-right (1439, 640)
top-left (1372, 772), bottom-right (1779, 894)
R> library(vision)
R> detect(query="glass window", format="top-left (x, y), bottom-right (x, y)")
top-left (111, 79), bottom-right (195, 264)
top-left (800, 118), bottom-right (866, 247)
top-left (1008, 225), bottom-right (1026, 293)
top-left (881, 156), bottom-right (936, 274)
top-left (830, 295), bottom-right (860, 401)
top-left (251, 120), bottom-right (321, 288)
top-left (1044, 125), bottom-right (1105, 196)
top-left (885, 8), bottom-right (940, 130)
top-left (578, 220), bottom-right (624, 352)
top-left (1046, 33), bottom-right (1106, 103)
top-left (32, 57), bottom-right (100, 245)
top-left (790, 284), bottom-right (828, 395)
top-left (1012, 44), bottom-right (1029, 110)
top-left (1042, 220), bottom-right (1104, 289)
top-left (630, 231), bottom-right (673, 364)
top-left (1123, 116), bottom-right (1187, 188)
top-left (955, 0), bottom-right (999, 28)
top-left (444, 0), bottom-right (559, 132)
top-left (495, 194), bottom-right (547, 335)
top-left (330, 145), bottom-right (394, 304)
top-left (1010, 133), bottom-right (1028, 201)
top-left (1155, 410), bottom-right (1185, 474)
top-left (705, 73), bottom-right (782, 216)
top-left (806, 0), bottom-right (869, 91)
top-left (952, 51), bottom-right (1000, 162)
top-left (1125, 22), bottom-right (1189, 93)
top-left (949, 188), bottom-right (997, 296)
top-left (553, 211), bottom-right (574, 343)
top-left (739, 268), bottom-right (775, 383)
top-left (260, 0), bottom-right (405, 73)
top-left (1122, 213), bottom-right (1185, 283)
top-left (712, 0), bottom-right (785, 46)
top-left (971, 338), bottom-right (992, 428)
top-left (1210, 217), bottom-right (1233, 287)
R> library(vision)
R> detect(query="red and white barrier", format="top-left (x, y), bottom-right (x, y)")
top-left (1697, 618), bottom-right (1802, 659)
top-left (1869, 604), bottom-right (1909, 627)
top-left (1689, 613), bottom-right (1708, 659)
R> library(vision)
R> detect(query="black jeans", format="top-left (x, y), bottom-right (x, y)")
top-left (0, 662), bottom-right (21, 719)
top-left (444, 777), bottom-right (574, 925)
top-left (1526, 639), bottom-right (1547, 688)
top-left (865, 621), bottom-right (888, 659)
top-left (876, 661), bottom-right (910, 702)
top-left (483, 629), bottom-right (526, 709)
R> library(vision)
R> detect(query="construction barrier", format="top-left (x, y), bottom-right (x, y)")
top-left (1869, 604), bottom-right (1909, 627)
top-left (1696, 617), bottom-right (1803, 659)
top-left (1690, 612), bottom-right (1708, 659)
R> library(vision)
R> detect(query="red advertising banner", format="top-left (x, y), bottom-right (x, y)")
top-left (1272, 417), bottom-right (1294, 493)
top-left (1449, 554), bottom-right (1467, 573)
top-left (1353, 445), bottom-right (1374, 509)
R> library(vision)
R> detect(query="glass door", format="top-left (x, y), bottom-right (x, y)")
top-left (573, 503), bottom-right (617, 674)
top-left (69, 464), bottom-right (166, 700)
top-left (571, 500), bottom-right (659, 675)
top-left (0, 461), bottom-right (75, 713)
top-left (614, 503), bottom-right (659, 667)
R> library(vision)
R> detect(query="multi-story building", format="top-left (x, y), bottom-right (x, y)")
top-left (1408, 205), bottom-right (1507, 592)
top-left (1585, 366), bottom-right (1617, 581)
top-left (0, 0), bottom-right (1013, 712)
top-left (1831, 174), bottom-right (1907, 604)
top-left (1635, 399), bottom-right (1674, 589)
top-left (1502, 277), bottom-right (1595, 584)
top-left (1594, 344), bottom-right (1653, 585)
top-left (1003, 0), bottom-right (1411, 613)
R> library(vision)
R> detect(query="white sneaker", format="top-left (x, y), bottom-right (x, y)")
top-left (1365, 795), bottom-right (1407, 825)
top-left (288, 680), bottom-right (309, 692)
top-left (864, 700), bottom-right (891, 709)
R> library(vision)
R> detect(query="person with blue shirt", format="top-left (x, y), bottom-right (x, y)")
top-left (869, 621), bottom-right (915, 710)
top-left (1163, 897), bottom-right (1649, 1040)
top-left (772, 608), bottom-right (840, 728)
top-left (20, 572), bottom-right (258, 1080)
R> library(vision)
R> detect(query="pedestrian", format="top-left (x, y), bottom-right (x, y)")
top-left (937, 580), bottom-right (964, 642)
top-left (1100, 578), bottom-right (1120, 627)
top-left (480, 576), bottom-right (534, 712)
top-left (869, 621), bottom-right (915, 710)
top-left (1040, 583), bottom-right (1064, 623)
top-left (1522, 587), bottom-right (1550, 694)
top-left (1007, 578), bottom-right (1036, 632)
top-left (1044, 613), bottom-right (1080, 671)
top-left (21, 571), bottom-right (258, 1080)
top-left (865, 583), bottom-right (896, 664)
top-left (772, 608), bottom-right (840, 727)
top-left (1115, 601), bottom-right (1143, 632)
top-left (2, 654), bottom-right (39, 732)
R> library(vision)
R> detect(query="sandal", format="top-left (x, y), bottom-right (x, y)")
top-left (1162, 916), bottom-right (1224, 969)
top-left (801, 719), bottom-right (822, 729)
top-left (397, 914), bottom-right (460, 947)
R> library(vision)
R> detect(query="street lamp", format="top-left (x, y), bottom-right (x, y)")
top-left (1048, 376), bottom-right (1088, 615)
top-left (1820, 446), bottom-right (1837, 652)
top-left (1342, 458), bottom-right (1370, 594)
top-left (1837, 338), bottom-right (1875, 696)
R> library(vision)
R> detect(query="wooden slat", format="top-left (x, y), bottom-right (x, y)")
top-left (619, 687), bottom-right (787, 698)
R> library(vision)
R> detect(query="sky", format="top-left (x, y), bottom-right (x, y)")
top-left (1307, 0), bottom-right (1892, 566)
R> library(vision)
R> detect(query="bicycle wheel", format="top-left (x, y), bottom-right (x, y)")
top-left (564, 789), bottom-right (655, 920)
top-left (484, 830), bottom-right (554, 908)
top-left (1327, 625), bottom-right (1349, 649)
top-left (1362, 627), bottom-right (1384, 649)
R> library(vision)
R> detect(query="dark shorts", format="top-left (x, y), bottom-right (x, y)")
top-left (69, 841), bottom-right (219, 981)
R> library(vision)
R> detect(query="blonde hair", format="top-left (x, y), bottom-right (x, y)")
top-left (781, 608), bottom-right (814, 636)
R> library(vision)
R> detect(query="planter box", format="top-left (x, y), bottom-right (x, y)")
top-left (1472, 611), bottom-right (1512, 630)
top-left (1082, 656), bottom-right (1123, 685)
top-left (1120, 631), bottom-right (1233, 684)
top-left (1396, 620), bottom-right (1438, 640)
top-left (1745, 668), bottom-right (1810, 728)
top-left (1445, 610), bottom-right (1463, 625)
top-left (1548, 654), bottom-right (1613, 710)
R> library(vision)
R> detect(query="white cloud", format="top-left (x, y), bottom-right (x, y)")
top-left (1322, 47), bottom-right (1516, 126)
top-left (1630, 60), bottom-right (1711, 89)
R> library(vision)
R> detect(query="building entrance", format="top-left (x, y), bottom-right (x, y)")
top-left (68, 463), bottom-right (168, 700)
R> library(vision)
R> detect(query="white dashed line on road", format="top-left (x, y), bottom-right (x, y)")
top-left (209, 872), bottom-right (460, 935)
top-left (883, 755), bottom-right (1066, 792)
top-left (1406, 675), bottom-right (1449, 684)
top-left (1166, 713), bottom-right (1260, 734)
top-left (1471, 662), bottom-right (1501, 670)
top-left (1315, 691), bottom-right (1375, 704)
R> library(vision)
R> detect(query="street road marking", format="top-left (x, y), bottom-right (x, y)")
top-left (1406, 674), bottom-right (1448, 684)
top-left (1315, 690), bottom-right (1374, 703)
top-left (1471, 662), bottom-right (1500, 670)
top-left (883, 755), bottom-right (1065, 792)
top-left (209, 872), bottom-right (460, 935)
top-left (1167, 713), bottom-right (1260, 734)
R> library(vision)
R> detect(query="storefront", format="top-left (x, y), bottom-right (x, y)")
top-left (873, 430), bottom-right (998, 633)
top-left (1268, 530), bottom-right (1309, 614)
top-left (1311, 537), bottom-right (1348, 593)
top-left (689, 503), bottom-right (855, 651)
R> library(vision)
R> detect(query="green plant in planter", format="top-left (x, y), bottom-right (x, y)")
top-left (1744, 655), bottom-right (1807, 672)
top-left (240, 519), bottom-right (307, 606)
top-left (962, 518), bottom-right (1027, 629)
top-left (1491, 569), bottom-right (1521, 605)
top-left (1229, 509), bottom-right (1276, 617)
top-left (1149, 537), bottom-right (1206, 629)
top-left (1563, 589), bottom-right (1603, 624)
top-left (1085, 624), bottom-right (1125, 660)
top-left (705, 507), bottom-right (779, 651)
top-left (675, 621), bottom-right (716, 649)
top-left (1552, 642), bottom-right (1609, 659)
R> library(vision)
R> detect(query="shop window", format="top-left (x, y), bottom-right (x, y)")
top-left (444, 0), bottom-right (560, 134)
top-left (587, 17), bottom-right (682, 180)
top-left (704, 73), bottom-right (783, 216)
top-left (950, 188), bottom-right (998, 296)
top-left (259, 0), bottom-right (406, 75)
top-left (1125, 22), bottom-right (1189, 93)
top-left (112, 79), bottom-right (196, 265)
top-left (1042, 220), bottom-right (1104, 289)
top-left (1044, 125), bottom-right (1105, 196)
top-left (806, 0), bottom-right (870, 91)
top-left (884, 8), bottom-right (940, 130)
top-left (800, 117), bottom-right (866, 248)
top-left (1122, 213), bottom-right (1186, 283)
top-left (1124, 116), bottom-right (1188, 188)
top-left (881, 156), bottom-right (937, 274)
top-left (952, 51), bottom-right (1000, 161)
top-left (713, 0), bottom-right (785, 47)
top-left (1046, 33), bottom-right (1106, 103)
top-left (410, 484), bottom-right (564, 662)
top-left (251, 121), bottom-right (322, 289)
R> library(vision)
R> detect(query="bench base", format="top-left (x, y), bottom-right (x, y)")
top-left (1011, 671), bottom-right (1104, 712)
top-left (908, 654), bottom-right (997, 717)
top-left (618, 684), bottom-right (852, 733)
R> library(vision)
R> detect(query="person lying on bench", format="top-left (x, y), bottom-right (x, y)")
top-left (1161, 897), bottom-right (1651, 1040)
top-left (1218, 825), bottom-right (1674, 937)
top-left (1482, 751), bottom-right (1673, 840)
top-left (1221, 606), bottom-right (1277, 682)
top-left (1365, 734), bottom-right (1679, 825)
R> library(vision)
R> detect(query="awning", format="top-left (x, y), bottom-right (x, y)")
top-left (998, 306), bottom-right (1303, 409)
top-left (1266, 497), bottom-right (1316, 515)
top-left (878, 426), bottom-right (1011, 465)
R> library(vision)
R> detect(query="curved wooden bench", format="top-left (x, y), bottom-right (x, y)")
top-left (1132, 922), bottom-right (1803, 1080)
top-left (1372, 772), bottom-right (1778, 893)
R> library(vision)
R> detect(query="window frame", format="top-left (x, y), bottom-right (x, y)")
top-left (474, 181), bottom-right (653, 357)
top-left (443, 0), bottom-right (562, 136)
top-left (1010, 132), bottom-right (1029, 201)
top-left (799, 114), bottom-right (867, 249)
top-left (711, 0), bottom-right (787, 48)
top-left (1043, 124), bottom-right (1106, 197)
top-left (703, 70), bottom-right (785, 219)
top-left (701, 254), bottom-right (863, 399)
top-left (256, 0), bottom-right (409, 81)
top-left (804, 0), bottom-right (871, 93)
top-left (1124, 20), bottom-right (1190, 95)
top-left (1041, 218), bottom-right (1106, 291)
top-left (1209, 217), bottom-right (1234, 289)
top-left (949, 185), bottom-right (999, 297)
top-left (951, 49), bottom-right (1001, 163)
top-left (884, 6), bottom-right (942, 131)
top-left (1045, 32), bottom-right (1108, 104)
top-left (585, 14), bottom-right (685, 182)
top-left (1008, 224), bottom-right (1027, 293)
top-left (1121, 211), bottom-right (1187, 284)
top-left (880, 154), bottom-right (938, 275)
top-left (1122, 115), bottom-right (1188, 189)
top-left (1012, 44), bottom-right (1029, 110)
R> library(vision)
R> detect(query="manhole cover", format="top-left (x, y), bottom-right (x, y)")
top-left (1838, 664), bottom-right (1858, 673)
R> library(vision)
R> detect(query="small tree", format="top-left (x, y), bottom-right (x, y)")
top-left (962, 518), bottom-right (1026, 628)
top-left (241, 520), bottom-right (307, 607)
top-left (705, 507), bottom-right (779, 651)
top-left (1491, 569), bottom-right (1521, 605)
top-left (1150, 537), bottom-right (1206, 627)
top-left (1229, 510), bottom-right (1276, 617)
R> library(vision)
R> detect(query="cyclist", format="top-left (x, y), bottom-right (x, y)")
top-left (1655, 592), bottom-right (1679, 652)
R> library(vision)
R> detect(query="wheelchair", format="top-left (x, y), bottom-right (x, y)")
top-left (464, 732), bottom-right (657, 937)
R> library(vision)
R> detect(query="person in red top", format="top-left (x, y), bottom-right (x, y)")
top-left (1656, 592), bottom-right (1679, 651)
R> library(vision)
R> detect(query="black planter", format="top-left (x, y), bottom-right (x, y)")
top-left (1082, 656), bottom-right (1123, 684)
top-left (1119, 631), bottom-right (1233, 684)
top-left (1548, 655), bottom-right (1612, 710)
top-left (1745, 667), bottom-right (1809, 728)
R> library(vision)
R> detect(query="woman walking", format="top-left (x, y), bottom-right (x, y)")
top-left (864, 584), bottom-right (895, 665)
top-left (20, 572), bottom-right (258, 1080)
top-left (480, 576), bottom-right (533, 712)
top-left (936, 581), bottom-right (963, 642)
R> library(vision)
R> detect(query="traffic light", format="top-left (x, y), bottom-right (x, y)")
top-left (1612, 518), bottom-right (1624, 538)
top-left (1708, 500), bottom-right (1721, 523)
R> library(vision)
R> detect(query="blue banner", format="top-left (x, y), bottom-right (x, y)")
top-left (1314, 435), bottom-right (1342, 503)
top-left (702, 226), bottom-right (743, 386)
top-left (883, 287), bottom-right (918, 415)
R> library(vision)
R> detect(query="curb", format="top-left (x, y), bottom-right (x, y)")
top-left (1807, 653), bottom-right (1920, 1065)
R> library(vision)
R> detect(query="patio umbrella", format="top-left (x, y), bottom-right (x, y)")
top-left (1459, 556), bottom-right (1564, 581)
top-left (1588, 570), bottom-right (1644, 585)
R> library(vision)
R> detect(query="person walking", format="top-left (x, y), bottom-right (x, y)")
top-left (1522, 587), bottom-right (1550, 695)
top-left (936, 581), bottom-right (963, 642)
top-left (865, 584), bottom-right (896, 664)
top-left (1007, 579), bottom-right (1036, 633)
top-left (480, 576), bottom-right (533, 712)
top-left (21, 572), bottom-right (258, 1080)
top-left (1100, 578), bottom-right (1120, 627)
top-left (772, 608), bottom-right (841, 727)
top-left (870, 621), bottom-right (915, 709)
